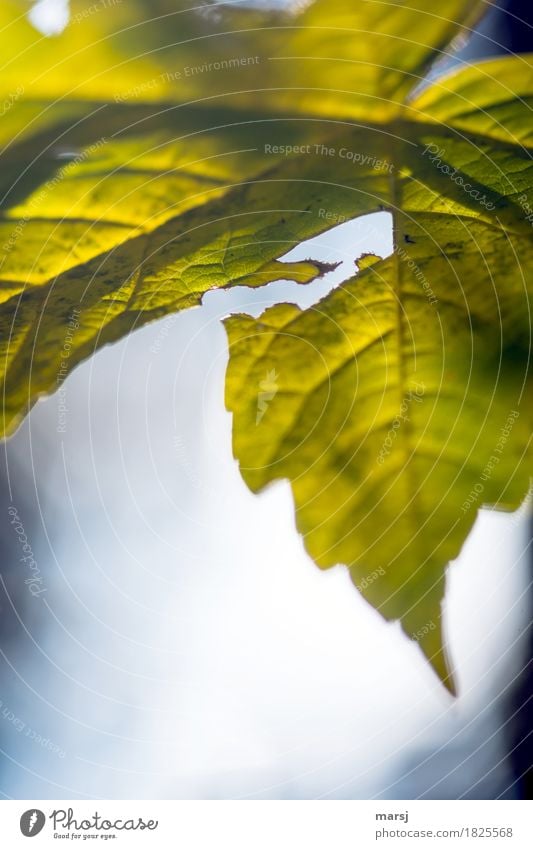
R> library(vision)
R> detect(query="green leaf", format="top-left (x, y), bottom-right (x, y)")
top-left (0, 0), bottom-right (486, 435)
top-left (225, 108), bottom-right (533, 692)
top-left (410, 54), bottom-right (533, 146)
top-left (0, 0), bottom-right (532, 689)
top-left (1, 0), bottom-right (485, 119)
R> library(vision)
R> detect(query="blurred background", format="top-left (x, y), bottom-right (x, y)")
top-left (0, 0), bottom-right (531, 799)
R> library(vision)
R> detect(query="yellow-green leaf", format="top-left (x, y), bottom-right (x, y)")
top-left (0, 0), bottom-right (532, 690)
top-left (224, 119), bottom-right (533, 691)
top-left (0, 0), bottom-right (489, 435)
